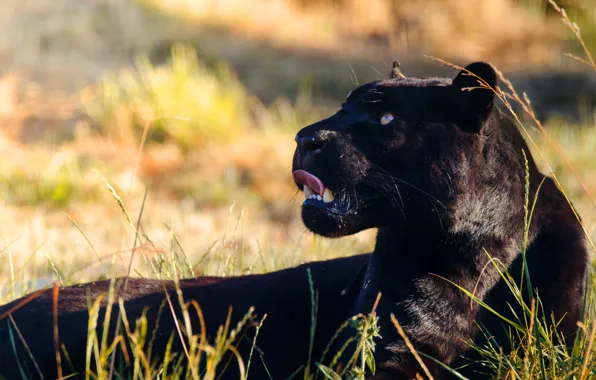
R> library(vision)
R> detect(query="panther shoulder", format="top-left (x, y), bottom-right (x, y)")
top-left (293, 62), bottom-right (588, 378)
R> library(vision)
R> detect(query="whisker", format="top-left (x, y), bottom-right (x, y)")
top-left (431, 201), bottom-right (445, 232)
top-left (288, 190), bottom-right (300, 205)
top-left (359, 178), bottom-right (405, 218)
top-left (360, 177), bottom-right (400, 204)
top-left (368, 164), bottom-right (447, 209)
top-left (371, 172), bottom-right (405, 208)
top-left (285, 174), bottom-right (297, 185)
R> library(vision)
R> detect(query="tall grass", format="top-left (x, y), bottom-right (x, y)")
top-left (0, 146), bottom-right (122, 207)
top-left (1, 1), bottom-right (596, 379)
top-left (418, 2), bottom-right (596, 377)
top-left (81, 44), bottom-right (251, 152)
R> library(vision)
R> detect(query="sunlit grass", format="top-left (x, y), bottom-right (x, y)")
top-left (145, 0), bottom-right (564, 66)
top-left (0, 146), bottom-right (126, 207)
top-left (81, 44), bottom-right (252, 152)
top-left (1, 1), bottom-right (596, 377)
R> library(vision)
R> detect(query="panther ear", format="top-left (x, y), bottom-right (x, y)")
top-left (451, 62), bottom-right (497, 133)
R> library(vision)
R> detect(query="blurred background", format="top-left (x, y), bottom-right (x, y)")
top-left (0, 0), bottom-right (595, 291)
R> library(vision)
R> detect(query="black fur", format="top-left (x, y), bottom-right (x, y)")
top-left (292, 62), bottom-right (588, 378)
top-left (0, 255), bottom-right (368, 379)
top-left (0, 62), bottom-right (588, 379)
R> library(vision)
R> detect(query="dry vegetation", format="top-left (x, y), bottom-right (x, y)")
top-left (148, 0), bottom-right (563, 64)
top-left (0, 0), bottom-right (595, 378)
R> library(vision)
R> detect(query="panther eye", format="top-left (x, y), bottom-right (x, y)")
top-left (380, 112), bottom-right (395, 125)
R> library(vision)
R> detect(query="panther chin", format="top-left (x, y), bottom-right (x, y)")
top-left (293, 169), bottom-right (373, 238)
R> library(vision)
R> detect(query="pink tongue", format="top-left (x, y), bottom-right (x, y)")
top-left (293, 170), bottom-right (325, 195)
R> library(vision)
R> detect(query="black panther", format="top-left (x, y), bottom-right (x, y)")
top-left (0, 62), bottom-right (588, 379)
top-left (292, 62), bottom-right (588, 378)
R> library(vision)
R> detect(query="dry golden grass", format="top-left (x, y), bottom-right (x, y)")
top-left (150, 0), bottom-right (562, 66)
top-left (0, 0), bottom-right (574, 115)
top-left (0, 0), bottom-right (594, 292)
top-left (0, 1), bottom-right (595, 378)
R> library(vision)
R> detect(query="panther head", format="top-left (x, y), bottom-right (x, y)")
top-left (292, 62), bottom-right (499, 238)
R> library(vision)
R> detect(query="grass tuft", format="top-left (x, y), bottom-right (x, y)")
top-left (81, 44), bottom-right (251, 153)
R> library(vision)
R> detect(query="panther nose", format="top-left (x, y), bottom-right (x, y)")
top-left (296, 136), bottom-right (322, 157)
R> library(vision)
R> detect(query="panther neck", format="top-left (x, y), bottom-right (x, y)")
top-left (371, 222), bottom-right (523, 300)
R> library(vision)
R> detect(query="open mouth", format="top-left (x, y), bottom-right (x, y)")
top-left (293, 169), bottom-right (356, 213)
top-left (293, 170), bottom-right (334, 202)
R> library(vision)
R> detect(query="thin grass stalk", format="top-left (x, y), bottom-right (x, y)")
top-left (390, 314), bottom-right (433, 380)
top-left (107, 187), bottom-right (149, 378)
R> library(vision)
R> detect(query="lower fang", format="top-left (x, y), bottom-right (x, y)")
top-left (323, 189), bottom-right (334, 203)
top-left (303, 185), bottom-right (313, 199)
